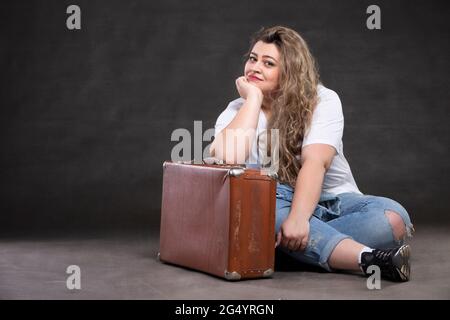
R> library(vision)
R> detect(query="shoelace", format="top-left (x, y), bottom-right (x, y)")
top-left (374, 249), bottom-right (393, 263)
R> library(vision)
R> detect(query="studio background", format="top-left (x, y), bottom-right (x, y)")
top-left (1, 0), bottom-right (448, 237)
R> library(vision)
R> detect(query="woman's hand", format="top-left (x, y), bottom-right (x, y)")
top-left (235, 76), bottom-right (263, 101)
top-left (276, 215), bottom-right (310, 252)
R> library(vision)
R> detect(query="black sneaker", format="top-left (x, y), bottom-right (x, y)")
top-left (360, 244), bottom-right (411, 282)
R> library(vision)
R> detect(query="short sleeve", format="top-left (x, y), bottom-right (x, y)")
top-left (214, 98), bottom-right (244, 137)
top-left (302, 89), bottom-right (344, 153)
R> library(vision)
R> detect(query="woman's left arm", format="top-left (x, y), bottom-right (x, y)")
top-left (277, 143), bottom-right (336, 251)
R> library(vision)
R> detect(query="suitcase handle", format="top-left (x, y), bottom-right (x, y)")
top-left (177, 157), bottom-right (246, 168)
top-left (173, 158), bottom-right (278, 179)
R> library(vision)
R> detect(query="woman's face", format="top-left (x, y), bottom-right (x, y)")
top-left (244, 40), bottom-right (281, 95)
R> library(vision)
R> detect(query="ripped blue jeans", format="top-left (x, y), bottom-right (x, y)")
top-left (276, 182), bottom-right (414, 271)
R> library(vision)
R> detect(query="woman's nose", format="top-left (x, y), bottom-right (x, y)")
top-left (251, 61), bottom-right (263, 73)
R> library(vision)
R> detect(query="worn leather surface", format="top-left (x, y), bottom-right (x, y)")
top-left (159, 162), bottom-right (276, 279)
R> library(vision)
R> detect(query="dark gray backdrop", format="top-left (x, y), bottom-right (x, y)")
top-left (1, 0), bottom-right (449, 236)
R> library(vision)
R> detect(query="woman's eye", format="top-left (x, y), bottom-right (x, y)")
top-left (248, 56), bottom-right (275, 67)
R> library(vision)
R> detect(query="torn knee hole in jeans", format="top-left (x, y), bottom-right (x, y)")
top-left (384, 210), bottom-right (414, 240)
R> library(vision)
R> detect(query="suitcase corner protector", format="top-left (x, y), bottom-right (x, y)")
top-left (228, 167), bottom-right (245, 177)
top-left (224, 270), bottom-right (241, 281)
top-left (267, 172), bottom-right (278, 180)
top-left (260, 169), bottom-right (278, 180)
top-left (263, 268), bottom-right (274, 277)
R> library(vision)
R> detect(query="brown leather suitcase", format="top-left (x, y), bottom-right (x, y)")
top-left (159, 161), bottom-right (277, 280)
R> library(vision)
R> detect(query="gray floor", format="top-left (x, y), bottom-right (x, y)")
top-left (1, 225), bottom-right (449, 299)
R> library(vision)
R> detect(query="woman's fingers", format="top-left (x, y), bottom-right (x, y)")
top-left (278, 219), bottom-right (310, 252)
top-left (300, 237), bottom-right (308, 251)
top-left (236, 76), bottom-right (246, 84)
top-left (286, 239), bottom-right (300, 251)
top-left (286, 239), bottom-right (295, 251)
top-left (293, 240), bottom-right (302, 251)
top-left (275, 231), bottom-right (282, 248)
top-left (282, 237), bottom-right (307, 252)
top-left (236, 76), bottom-right (249, 99)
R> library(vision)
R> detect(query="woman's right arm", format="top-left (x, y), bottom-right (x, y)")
top-left (210, 77), bottom-right (263, 164)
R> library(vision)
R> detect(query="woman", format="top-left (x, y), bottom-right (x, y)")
top-left (210, 26), bottom-right (414, 282)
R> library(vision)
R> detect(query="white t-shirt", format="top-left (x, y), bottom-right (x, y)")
top-left (213, 84), bottom-right (362, 195)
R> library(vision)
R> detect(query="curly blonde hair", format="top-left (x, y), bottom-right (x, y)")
top-left (243, 26), bottom-right (321, 187)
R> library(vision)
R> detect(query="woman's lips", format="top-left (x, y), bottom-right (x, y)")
top-left (248, 75), bottom-right (262, 81)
